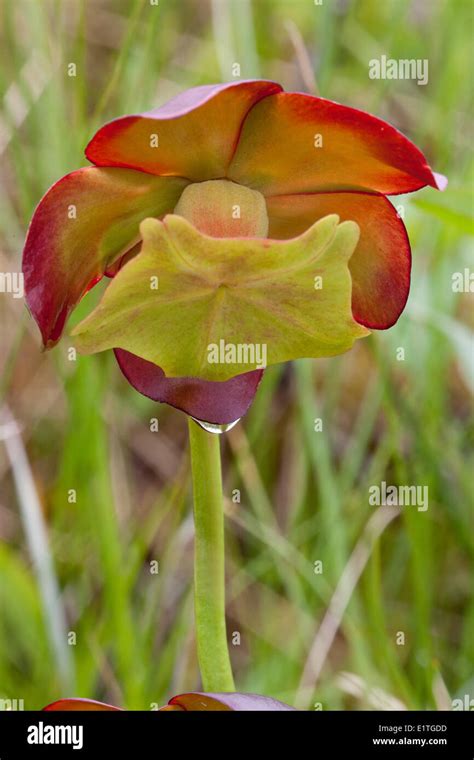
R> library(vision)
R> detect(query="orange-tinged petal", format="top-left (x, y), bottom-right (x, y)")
top-left (85, 80), bottom-right (282, 180)
top-left (43, 698), bottom-right (121, 711)
top-left (267, 191), bottom-right (410, 329)
top-left (229, 92), bottom-right (445, 196)
top-left (22, 167), bottom-right (188, 347)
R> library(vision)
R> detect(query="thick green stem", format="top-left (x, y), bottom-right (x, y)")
top-left (188, 418), bottom-right (235, 692)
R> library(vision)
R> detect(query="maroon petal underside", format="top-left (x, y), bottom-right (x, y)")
top-left (168, 692), bottom-right (297, 711)
top-left (114, 349), bottom-right (263, 425)
top-left (43, 692), bottom-right (296, 711)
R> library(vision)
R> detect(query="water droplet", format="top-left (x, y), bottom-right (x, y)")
top-left (192, 417), bottom-right (240, 434)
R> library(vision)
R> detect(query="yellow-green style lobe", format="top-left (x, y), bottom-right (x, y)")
top-left (72, 214), bottom-right (369, 382)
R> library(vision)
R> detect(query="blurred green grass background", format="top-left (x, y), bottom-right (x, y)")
top-left (0, 0), bottom-right (472, 710)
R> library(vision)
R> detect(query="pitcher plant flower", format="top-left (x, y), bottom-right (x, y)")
top-left (22, 79), bottom-right (445, 701)
top-left (22, 79), bottom-right (445, 426)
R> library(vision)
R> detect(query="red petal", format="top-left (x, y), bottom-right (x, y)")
top-left (229, 92), bottom-right (445, 196)
top-left (22, 167), bottom-right (187, 346)
top-left (86, 80), bottom-right (282, 179)
top-left (114, 349), bottom-right (263, 424)
top-left (267, 191), bottom-right (411, 329)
